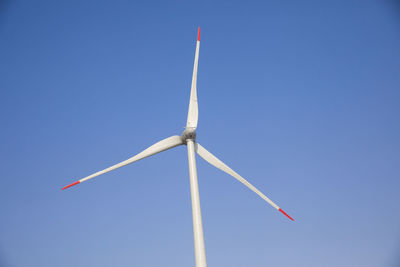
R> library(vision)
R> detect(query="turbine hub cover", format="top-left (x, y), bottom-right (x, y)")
top-left (181, 128), bottom-right (196, 143)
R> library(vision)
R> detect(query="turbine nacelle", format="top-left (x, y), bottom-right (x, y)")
top-left (181, 127), bottom-right (197, 143)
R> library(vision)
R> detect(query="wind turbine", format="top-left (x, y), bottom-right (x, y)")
top-left (62, 27), bottom-right (294, 267)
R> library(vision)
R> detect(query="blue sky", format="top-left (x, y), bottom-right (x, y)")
top-left (1, 0), bottom-right (400, 266)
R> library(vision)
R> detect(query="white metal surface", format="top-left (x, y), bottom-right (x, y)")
top-left (78, 135), bottom-right (183, 184)
top-left (187, 140), bottom-right (207, 267)
top-left (186, 29), bottom-right (200, 130)
top-left (195, 143), bottom-right (280, 210)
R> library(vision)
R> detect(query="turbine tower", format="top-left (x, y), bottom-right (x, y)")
top-left (62, 27), bottom-right (294, 267)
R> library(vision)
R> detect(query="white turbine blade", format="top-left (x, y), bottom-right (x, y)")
top-left (62, 135), bottom-right (183, 190)
top-left (186, 27), bottom-right (200, 130)
top-left (195, 143), bottom-right (294, 221)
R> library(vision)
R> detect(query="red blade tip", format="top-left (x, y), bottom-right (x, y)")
top-left (279, 208), bottom-right (294, 221)
top-left (62, 181), bottom-right (80, 190)
top-left (197, 27), bottom-right (200, 41)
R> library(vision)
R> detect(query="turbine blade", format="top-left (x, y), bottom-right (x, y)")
top-left (62, 135), bottom-right (184, 190)
top-left (186, 27), bottom-right (200, 130)
top-left (195, 143), bottom-right (294, 221)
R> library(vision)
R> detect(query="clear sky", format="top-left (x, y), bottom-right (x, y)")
top-left (1, 0), bottom-right (400, 266)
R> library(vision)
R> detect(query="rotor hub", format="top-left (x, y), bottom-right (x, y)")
top-left (181, 128), bottom-right (196, 143)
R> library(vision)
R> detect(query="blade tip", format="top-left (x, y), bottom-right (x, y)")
top-left (62, 181), bottom-right (80, 190)
top-left (279, 208), bottom-right (294, 221)
top-left (197, 27), bottom-right (200, 41)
